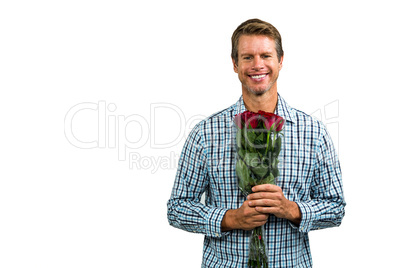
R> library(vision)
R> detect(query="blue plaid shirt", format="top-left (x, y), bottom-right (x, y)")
top-left (167, 94), bottom-right (345, 267)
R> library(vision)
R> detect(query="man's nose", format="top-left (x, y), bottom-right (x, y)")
top-left (252, 57), bottom-right (264, 70)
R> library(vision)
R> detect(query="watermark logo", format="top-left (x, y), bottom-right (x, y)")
top-left (64, 100), bottom-right (340, 172)
top-left (310, 99), bottom-right (340, 154)
top-left (64, 101), bottom-right (205, 163)
top-left (128, 151), bottom-right (181, 174)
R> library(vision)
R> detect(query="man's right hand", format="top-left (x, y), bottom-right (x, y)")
top-left (221, 200), bottom-right (269, 231)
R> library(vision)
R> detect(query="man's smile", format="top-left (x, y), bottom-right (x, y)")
top-left (248, 73), bottom-right (268, 81)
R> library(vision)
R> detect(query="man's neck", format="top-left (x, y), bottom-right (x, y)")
top-left (242, 87), bottom-right (278, 113)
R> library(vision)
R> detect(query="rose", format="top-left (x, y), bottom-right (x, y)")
top-left (233, 110), bottom-right (284, 268)
top-left (234, 111), bottom-right (261, 129)
top-left (243, 111), bottom-right (260, 129)
top-left (258, 111), bottom-right (276, 130)
top-left (234, 110), bottom-right (284, 183)
top-left (235, 110), bottom-right (284, 131)
top-left (258, 110), bottom-right (284, 131)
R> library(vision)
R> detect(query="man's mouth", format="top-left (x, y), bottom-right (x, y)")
top-left (249, 73), bottom-right (268, 80)
top-left (250, 74), bottom-right (267, 79)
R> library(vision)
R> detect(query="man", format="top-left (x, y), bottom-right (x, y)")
top-left (167, 18), bottom-right (345, 267)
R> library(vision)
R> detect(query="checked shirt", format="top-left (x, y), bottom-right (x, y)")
top-left (167, 94), bottom-right (345, 267)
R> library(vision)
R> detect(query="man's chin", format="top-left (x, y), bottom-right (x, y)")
top-left (246, 87), bottom-right (270, 96)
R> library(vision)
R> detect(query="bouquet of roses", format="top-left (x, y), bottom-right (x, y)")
top-left (234, 110), bottom-right (284, 268)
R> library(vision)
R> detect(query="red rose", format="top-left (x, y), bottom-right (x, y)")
top-left (243, 111), bottom-right (260, 129)
top-left (258, 110), bottom-right (284, 131)
top-left (275, 118), bottom-right (284, 131)
top-left (258, 110), bottom-right (276, 129)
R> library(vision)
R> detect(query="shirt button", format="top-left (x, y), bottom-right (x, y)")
top-left (215, 233), bottom-right (219, 237)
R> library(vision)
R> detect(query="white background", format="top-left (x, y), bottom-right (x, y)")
top-left (1, 0), bottom-right (401, 267)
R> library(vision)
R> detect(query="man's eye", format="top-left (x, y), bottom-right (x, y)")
top-left (244, 56), bottom-right (251, 60)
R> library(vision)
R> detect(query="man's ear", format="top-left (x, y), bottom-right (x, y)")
top-left (232, 58), bottom-right (238, 73)
top-left (278, 55), bottom-right (284, 71)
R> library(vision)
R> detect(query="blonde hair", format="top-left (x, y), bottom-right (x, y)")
top-left (231, 18), bottom-right (283, 65)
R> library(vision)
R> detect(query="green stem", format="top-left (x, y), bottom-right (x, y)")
top-left (248, 226), bottom-right (268, 268)
top-left (265, 131), bottom-right (270, 155)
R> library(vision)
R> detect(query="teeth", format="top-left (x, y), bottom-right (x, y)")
top-left (251, 74), bottom-right (266, 79)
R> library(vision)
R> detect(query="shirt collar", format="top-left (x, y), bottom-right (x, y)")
top-left (234, 95), bottom-right (246, 115)
top-left (276, 93), bottom-right (296, 124)
top-left (234, 93), bottom-right (296, 124)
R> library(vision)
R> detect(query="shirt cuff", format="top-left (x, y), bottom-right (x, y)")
top-left (205, 207), bottom-right (230, 238)
top-left (290, 201), bottom-right (315, 233)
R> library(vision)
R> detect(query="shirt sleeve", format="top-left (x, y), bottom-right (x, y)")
top-left (292, 122), bottom-right (346, 233)
top-left (167, 123), bottom-right (229, 238)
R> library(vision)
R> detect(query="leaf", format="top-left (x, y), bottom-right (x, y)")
top-left (254, 135), bottom-right (267, 155)
top-left (237, 148), bottom-right (245, 160)
top-left (251, 165), bottom-right (268, 180)
top-left (236, 129), bottom-right (243, 149)
top-left (244, 153), bottom-right (260, 168)
top-left (245, 131), bottom-right (257, 149)
top-left (242, 153), bottom-right (268, 181)
top-left (260, 173), bottom-right (276, 185)
top-left (236, 159), bottom-right (254, 195)
top-left (272, 166), bottom-right (279, 179)
top-left (274, 136), bottom-right (282, 156)
top-left (255, 131), bottom-right (264, 143)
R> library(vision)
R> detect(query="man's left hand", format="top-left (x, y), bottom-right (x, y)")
top-left (247, 184), bottom-right (302, 225)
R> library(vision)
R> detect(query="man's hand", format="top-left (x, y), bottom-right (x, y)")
top-left (221, 200), bottom-right (269, 231)
top-left (221, 184), bottom-right (301, 232)
top-left (248, 184), bottom-right (301, 225)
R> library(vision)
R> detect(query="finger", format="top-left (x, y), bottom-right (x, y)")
top-left (242, 201), bottom-right (267, 216)
top-left (249, 213), bottom-right (269, 223)
top-left (247, 192), bottom-right (277, 201)
top-left (248, 199), bottom-right (277, 208)
top-left (255, 206), bottom-right (278, 214)
top-left (252, 184), bottom-right (280, 193)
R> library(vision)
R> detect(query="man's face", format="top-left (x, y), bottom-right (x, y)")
top-left (233, 35), bottom-right (283, 96)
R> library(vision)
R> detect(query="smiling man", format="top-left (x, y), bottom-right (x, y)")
top-left (167, 18), bottom-right (345, 267)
